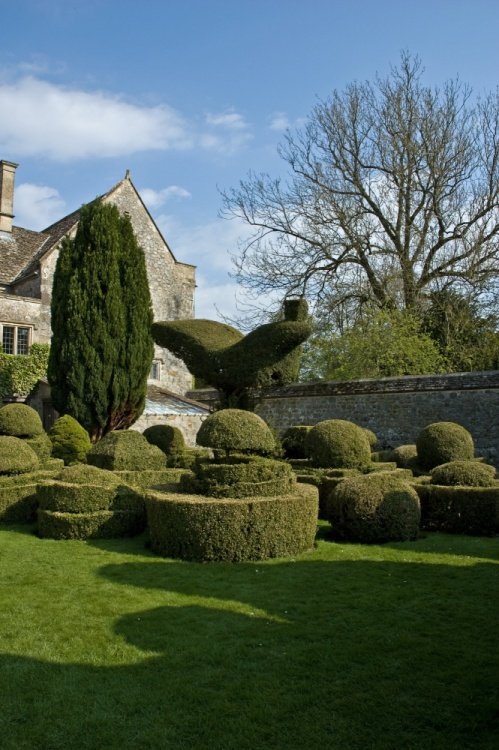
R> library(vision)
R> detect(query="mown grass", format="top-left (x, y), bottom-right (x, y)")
top-left (0, 523), bottom-right (498, 750)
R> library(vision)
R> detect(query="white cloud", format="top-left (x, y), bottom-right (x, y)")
top-left (269, 112), bottom-right (290, 131)
top-left (140, 186), bottom-right (191, 210)
top-left (0, 76), bottom-right (254, 161)
top-left (14, 182), bottom-right (66, 230)
top-left (0, 76), bottom-right (192, 160)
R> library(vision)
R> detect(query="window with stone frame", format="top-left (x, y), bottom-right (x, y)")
top-left (0, 323), bottom-right (32, 355)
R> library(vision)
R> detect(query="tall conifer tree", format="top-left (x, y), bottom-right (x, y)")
top-left (48, 201), bottom-right (154, 441)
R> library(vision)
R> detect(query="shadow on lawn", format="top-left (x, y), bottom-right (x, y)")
top-left (1, 553), bottom-right (499, 750)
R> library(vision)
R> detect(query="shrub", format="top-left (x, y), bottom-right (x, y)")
top-left (38, 509), bottom-right (145, 540)
top-left (430, 460), bottom-right (496, 488)
top-left (145, 483), bottom-right (319, 562)
top-left (305, 419), bottom-right (371, 469)
top-left (362, 428), bottom-right (378, 448)
top-left (49, 415), bottom-right (91, 465)
top-left (281, 426), bottom-right (312, 458)
top-left (0, 403), bottom-right (43, 437)
top-left (87, 430), bottom-right (165, 471)
top-left (0, 467), bottom-right (64, 523)
top-left (196, 409), bottom-right (276, 455)
top-left (111, 468), bottom-right (187, 489)
top-left (25, 432), bottom-right (53, 463)
top-left (391, 444), bottom-right (418, 469)
top-left (325, 473), bottom-right (421, 543)
top-left (416, 422), bottom-right (474, 470)
top-left (415, 483), bottom-right (499, 535)
top-left (0, 436), bottom-right (39, 474)
top-left (143, 424), bottom-right (185, 455)
top-left (181, 456), bottom-right (296, 498)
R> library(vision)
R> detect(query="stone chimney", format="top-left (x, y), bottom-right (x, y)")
top-left (0, 160), bottom-right (18, 234)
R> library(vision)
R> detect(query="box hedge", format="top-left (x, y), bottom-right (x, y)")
top-left (48, 415), bottom-right (91, 465)
top-left (143, 424), bottom-right (185, 455)
top-left (414, 483), bottom-right (499, 535)
top-left (196, 409), bottom-right (276, 455)
top-left (145, 483), bottom-right (319, 562)
top-left (416, 422), bottom-right (475, 470)
top-left (281, 426), bottom-right (312, 458)
top-left (0, 403), bottom-right (43, 438)
top-left (430, 460), bottom-right (496, 487)
top-left (25, 432), bottom-right (53, 464)
top-left (0, 468), bottom-right (65, 522)
top-left (87, 430), bottom-right (166, 471)
top-left (305, 419), bottom-right (371, 469)
top-left (111, 468), bottom-right (187, 489)
top-left (38, 509), bottom-right (145, 540)
top-left (0, 436), bottom-right (40, 475)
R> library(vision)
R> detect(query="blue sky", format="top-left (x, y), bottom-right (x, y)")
top-left (1, 0), bottom-right (498, 320)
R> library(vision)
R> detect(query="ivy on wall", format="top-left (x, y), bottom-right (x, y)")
top-left (0, 344), bottom-right (50, 400)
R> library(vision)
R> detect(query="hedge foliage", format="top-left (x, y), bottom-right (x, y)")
top-left (416, 422), bottom-right (474, 470)
top-left (0, 436), bottom-right (39, 474)
top-left (430, 461), bottom-right (496, 488)
top-left (152, 297), bottom-right (312, 408)
top-left (0, 403), bottom-right (43, 437)
top-left (25, 433), bottom-right (53, 463)
top-left (305, 419), bottom-right (371, 469)
top-left (324, 473), bottom-right (421, 543)
top-left (415, 483), bottom-right (499, 535)
top-left (0, 344), bottom-right (49, 400)
top-left (391, 444), bottom-right (419, 469)
top-left (145, 483), bottom-right (319, 562)
top-left (0, 468), bottom-right (63, 522)
top-left (87, 430), bottom-right (165, 471)
top-left (197, 409), bottom-right (276, 455)
top-left (111, 468), bottom-right (187, 489)
top-left (281, 426), bottom-right (312, 458)
top-left (362, 428), bottom-right (378, 448)
top-left (49, 415), bottom-right (91, 465)
top-left (38, 509), bottom-right (145, 540)
top-left (143, 424), bottom-right (185, 455)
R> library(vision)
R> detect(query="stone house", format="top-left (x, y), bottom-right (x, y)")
top-left (0, 159), bottom-right (209, 439)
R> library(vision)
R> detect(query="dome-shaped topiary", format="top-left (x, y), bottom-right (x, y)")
top-left (196, 409), bottom-right (276, 455)
top-left (362, 428), bottom-right (378, 448)
top-left (416, 422), bottom-right (474, 470)
top-left (281, 425), bottom-right (312, 458)
top-left (326, 473), bottom-right (421, 543)
top-left (49, 415), bottom-right (91, 465)
top-left (26, 432), bottom-right (53, 463)
top-left (305, 419), bottom-right (371, 469)
top-left (391, 444), bottom-right (418, 469)
top-left (430, 460), bottom-right (496, 487)
top-left (143, 424), bottom-right (185, 455)
top-left (87, 430), bottom-right (166, 471)
top-left (54, 463), bottom-right (124, 487)
top-left (0, 403), bottom-right (43, 438)
top-left (0, 436), bottom-right (40, 474)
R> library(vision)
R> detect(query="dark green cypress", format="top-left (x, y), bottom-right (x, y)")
top-left (48, 201), bottom-right (153, 441)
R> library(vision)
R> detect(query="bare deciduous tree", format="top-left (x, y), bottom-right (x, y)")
top-left (221, 54), bottom-right (499, 315)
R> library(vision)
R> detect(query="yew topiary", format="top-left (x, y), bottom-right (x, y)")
top-left (87, 430), bottom-right (165, 471)
top-left (326, 473), bottom-right (421, 543)
top-left (305, 419), bottom-right (371, 469)
top-left (143, 424), bottom-right (185, 455)
top-left (49, 415), bottom-right (92, 465)
top-left (416, 422), bottom-right (474, 470)
top-left (196, 409), bottom-right (276, 455)
top-left (430, 460), bottom-right (496, 488)
top-left (0, 403), bottom-right (43, 437)
top-left (0, 436), bottom-right (40, 475)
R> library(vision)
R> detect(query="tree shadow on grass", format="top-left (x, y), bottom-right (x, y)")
top-left (1, 554), bottom-right (498, 750)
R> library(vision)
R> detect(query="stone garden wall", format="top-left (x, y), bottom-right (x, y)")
top-left (189, 370), bottom-right (499, 466)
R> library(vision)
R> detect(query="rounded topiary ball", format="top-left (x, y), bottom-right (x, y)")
top-left (362, 428), bottom-right (378, 449)
top-left (305, 419), bottom-right (371, 469)
top-left (327, 473), bottom-right (421, 543)
top-left (0, 403), bottom-right (43, 438)
top-left (281, 425), bottom-right (312, 458)
top-left (143, 425), bottom-right (185, 455)
top-left (196, 409), bottom-right (276, 455)
top-left (0, 435), bottom-right (40, 474)
top-left (430, 460), bottom-right (496, 487)
top-left (49, 415), bottom-right (92, 465)
top-left (416, 422), bottom-right (474, 470)
top-left (87, 430), bottom-right (166, 471)
top-left (391, 444), bottom-right (418, 469)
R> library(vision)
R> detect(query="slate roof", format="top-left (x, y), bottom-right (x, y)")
top-left (144, 385), bottom-right (210, 416)
top-left (0, 226), bottom-right (51, 284)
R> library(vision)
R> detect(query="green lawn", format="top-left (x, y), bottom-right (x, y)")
top-left (0, 523), bottom-right (498, 750)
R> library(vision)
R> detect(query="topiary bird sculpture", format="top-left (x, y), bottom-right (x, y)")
top-left (152, 298), bottom-right (312, 409)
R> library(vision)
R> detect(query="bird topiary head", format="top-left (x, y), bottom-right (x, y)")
top-left (196, 409), bottom-right (276, 456)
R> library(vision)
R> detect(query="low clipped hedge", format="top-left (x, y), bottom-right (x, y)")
top-left (0, 403), bottom-right (43, 437)
top-left (180, 456), bottom-right (296, 499)
top-left (38, 509), bottom-right (145, 540)
top-left (415, 483), bottom-right (499, 536)
top-left (112, 468), bottom-right (187, 489)
top-left (145, 483), bottom-right (319, 562)
top-left (0, 436), bottom-right (39, 475)
top-left (165, 448), bottom-right (211, 469)
top-left (49, 415), bottom-right (91, 465)
top-left (416, 422), bottom-right (474, 470)
top-left (37, 463), bottom-right (146, 539)
top-left (324, 473), bottom-right (421, 543)
top-left (0, 468), bottom-right (66, 522)
top-left (430, 461), bottom-right (496, 487)
top-left (305, 420), bottom-right (371, 469)
top-left (87, 430), bottom-right (165, 471)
